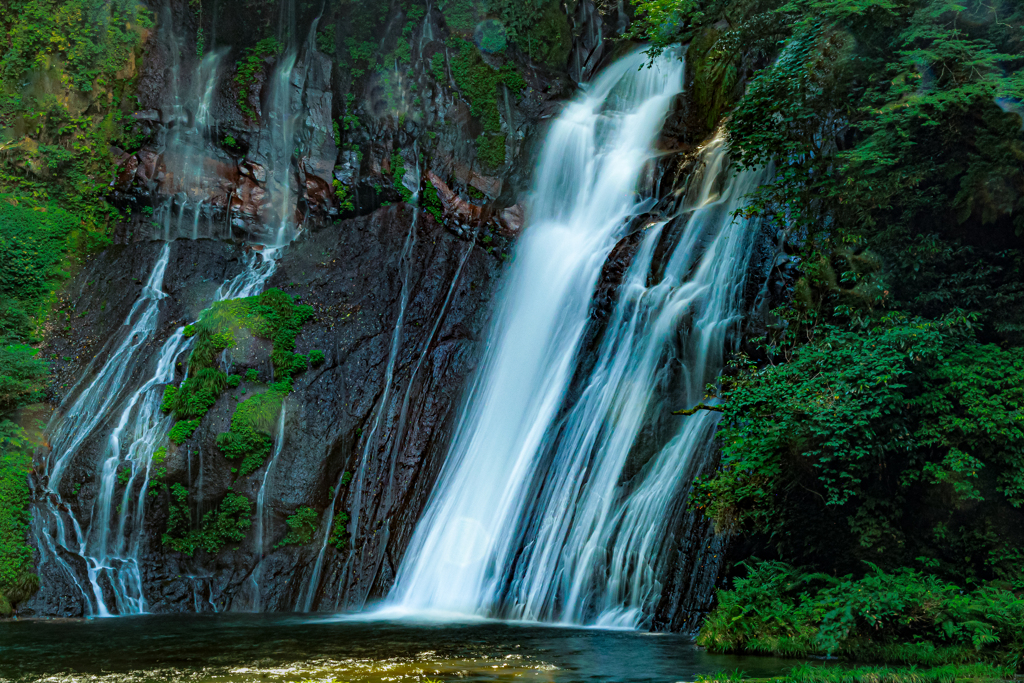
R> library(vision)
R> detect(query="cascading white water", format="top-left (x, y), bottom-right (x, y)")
top-left (387, 48), bottom-right (686, 618)
top-left (261, 51), bottom-right (300, 248)
top-left (33, 16), bottom-right (308, 615)
top-left (34, 247), bottom-right (281, 615)
top-left (388, 50), bottom-right (768, 628)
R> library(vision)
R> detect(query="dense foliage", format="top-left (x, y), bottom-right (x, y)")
top-left (275, 506), bottom-right (319, 548)
top-left (697, 314), bottom-right (1024, 585)
top-left (627, 0), bottom-right (1024, 670)
top-left (0, 0), bottom-right (149, 220)
top-left (0, 422), bottom-right (38, 615)
top-left (701, 561), bottom-right (1024, 668)
top-left (697, 662), bottom-right (1012, 683)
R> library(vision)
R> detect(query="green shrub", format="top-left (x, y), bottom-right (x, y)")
top-left (162, 485), bottom-right (252, 556)
top-left (163, 368), bottom-right (227, 420)
top-left (159, 385), bottom-right (178, 413)
top-left (168, 419), bottom-right (200, 445)
top-left (234, 38), bottom-right (283, 120)
top-left (245, 368), bottom-right (259, 382)
top-left (329, 511), bottom-right (350, 551)
top-left (0, 301), bottom-right (33, 345)
top-left (308, 349), bottom-right (326, 366)
top-left (275, 506), bottom-right (319, 548)
top-left (333, 180), bottom-right (354, 212)
top-left (475, 133), bottom-right (507, 169)
top-left (226, 374), bottom-right (241, 388)
top-left (0, 197), bottom-right (83, 311)
top-left (700, 561), bottom-right (1024, 670)
top-left (698, 313), bottom-right (1024, 585)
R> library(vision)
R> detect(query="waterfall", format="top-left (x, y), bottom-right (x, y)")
top-left (261, 51), bottom-right (301, 248)
top-left (32, 47), bottom-right (300, 616)
top-left (387, 49), bottom-right (767, 627)
top-left (33, 249), bottom-right (281, 616)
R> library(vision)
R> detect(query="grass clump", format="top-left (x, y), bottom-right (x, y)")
top-left (244, 368), bottom-right (259, 382)
top-left (168, 419), bottom-right (200, 445)
top-left (162, 484), bottom-right (252, 557)
top-left (216, 379), bottom-right (290, 476)
top-left (163, 368), bottom-right (227, 420)
top-left (308, 350), bottom-right (325, 366)
top-left (275, 506), bottom-right (319, 548)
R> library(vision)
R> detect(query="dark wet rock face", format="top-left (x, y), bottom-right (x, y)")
top-left (28, 207), bottom-right (500, 615)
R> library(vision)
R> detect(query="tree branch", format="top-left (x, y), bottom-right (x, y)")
top-left (672, 403), bottom-right (725, 416)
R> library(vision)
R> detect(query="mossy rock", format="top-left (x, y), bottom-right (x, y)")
top-left (523, 1), bottom-right (572, 69)
top-left (688, 26), bottom-right (741, 135)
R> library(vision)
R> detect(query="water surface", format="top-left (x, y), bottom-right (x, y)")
top-left (0, 614), bottom-right (798, 682)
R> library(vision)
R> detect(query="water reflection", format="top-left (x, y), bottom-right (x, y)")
top-left (0, 615), bottom-right (798, 682)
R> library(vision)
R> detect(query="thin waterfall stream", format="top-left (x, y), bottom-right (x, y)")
top-left (30, 31), bottom-right (306, 615)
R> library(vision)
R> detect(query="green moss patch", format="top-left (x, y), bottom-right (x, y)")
top-left (216, 378), bottom-right (290, 476)
top-left (448, 38), bottom-right (525, 168)
top-left (161, 288), bottom-right (313, 450)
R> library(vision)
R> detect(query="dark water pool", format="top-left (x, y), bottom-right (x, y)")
top-left (0, 614), bottom-right (799, 682)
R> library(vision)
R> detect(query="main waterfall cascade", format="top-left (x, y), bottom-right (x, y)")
top-left (387, 50), bottom-right (769, 628)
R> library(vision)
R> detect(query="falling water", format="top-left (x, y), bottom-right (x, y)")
top-left (388, 49), bottom-right (767, 627)
top-left (34, 246), bottom-right (282, 615)
top-left (260, 52), bottom-right (301, 247)
top-left (158, 49), bottom-right (228, 241)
